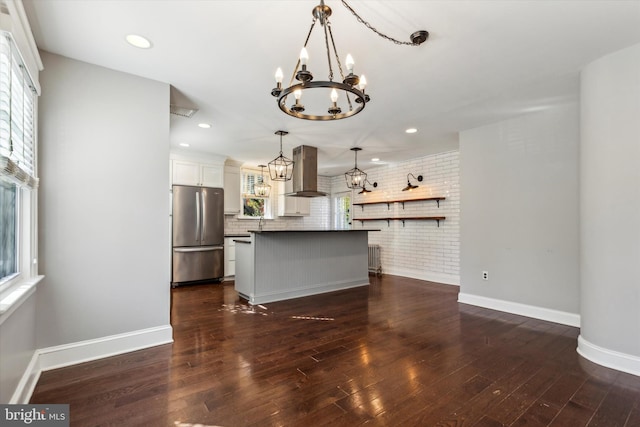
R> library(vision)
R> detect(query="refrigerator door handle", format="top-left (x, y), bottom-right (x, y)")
top-left (174, 246), bottom-right (222, 253)
top-left (201, 190), bottom-right (207, 242)
top-left (195, 190), bottom-right (201, 242)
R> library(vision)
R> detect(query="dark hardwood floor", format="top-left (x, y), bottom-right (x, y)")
top-left (31, 275), bottom-right (640, 426)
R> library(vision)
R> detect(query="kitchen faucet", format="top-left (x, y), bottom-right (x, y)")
top-left (258, 215), bottom-right (264, 231)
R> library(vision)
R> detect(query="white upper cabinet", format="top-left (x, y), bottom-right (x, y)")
top-left (170, 152), bottom-right (225, 188)
top-left (278, 180), bottom-right (310, 216)
top-left (171, 160), bottom-right (200, 185)
top-left (200, 164), bottom-right (224, 187)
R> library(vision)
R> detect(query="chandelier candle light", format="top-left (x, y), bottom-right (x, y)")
top-left (271, 0), bottom-right (428, 121)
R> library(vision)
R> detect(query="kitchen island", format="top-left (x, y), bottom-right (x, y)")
top-left (234, 229), bottom-right (377, 304)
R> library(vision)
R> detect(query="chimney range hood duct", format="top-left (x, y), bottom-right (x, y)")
top-left (287, 145), bottom-right (327, 197)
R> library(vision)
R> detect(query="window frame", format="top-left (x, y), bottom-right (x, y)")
top-left (333, 191), bottom-right (352, 230)
top-left (0, 30), bottom-right (41, 314)
top-left (239, 167), bottom-right (273, 219)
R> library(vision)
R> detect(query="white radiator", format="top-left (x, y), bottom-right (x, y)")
top-left (368, 244), bottom-right (382, 276)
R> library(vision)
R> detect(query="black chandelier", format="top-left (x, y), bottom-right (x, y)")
top-left (271, 0), bottom-right (428, 121)
top-left (268, 130), bottom-right (294, 181)
top-left (345, 147), bottom-right (367, 189)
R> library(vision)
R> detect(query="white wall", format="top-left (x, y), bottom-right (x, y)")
top-left (350, 152), bottom-right (460, 285)
top-left (459, 104), bottom-right (580, 325)
top-left (578, 43), bottom-right (640, 375)
top-left (0, 293), bottom-right (37, 402)
top-left (36, 52), bottom-right (171, 349)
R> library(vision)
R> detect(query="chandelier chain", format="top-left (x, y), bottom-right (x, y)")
top-left (340, 0), bottom-right (419, 46)
top-left (323, 20), bottom-right (334, 81)
top-left (327, 24), bottom-right (343, 81)
top-left (327, 24), bottom-right (355, 112)
top-left (325, 24), bottom-right (353, 111)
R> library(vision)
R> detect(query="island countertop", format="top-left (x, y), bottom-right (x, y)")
top-left (247, 229), bottom-right (380, 233)
top-left (235, 229), bottom-right (373, 304)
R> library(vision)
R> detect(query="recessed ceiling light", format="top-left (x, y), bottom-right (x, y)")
top-left (179, 143), bottom-right (190, 147)
top-left (405, 128), bottom-right (418, 134)
top-left (198, 123), bottom-right (211, 129)
top-left (125, 34), bottom-right (152, 49)
top-left (371, 158), bottom-right (380, 162)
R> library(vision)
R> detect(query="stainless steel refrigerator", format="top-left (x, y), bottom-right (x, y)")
top-left (172, 185), bottom-right (224, 286)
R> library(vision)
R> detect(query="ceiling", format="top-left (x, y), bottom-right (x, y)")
top-left (22, 0), bottom-right (640, 176)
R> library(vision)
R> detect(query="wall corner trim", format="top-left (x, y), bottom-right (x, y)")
top-left (458, 293), bottom-right (580, 327)
top-left (577, 335), bottom-right (640, 378)
top-left (9, 325), bottom-right (173, 403)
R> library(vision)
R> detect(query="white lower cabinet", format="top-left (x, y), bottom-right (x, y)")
top-left (224, 237), bottom-right (236, 277)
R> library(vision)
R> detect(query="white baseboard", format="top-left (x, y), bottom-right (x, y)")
top-left (384, 267), bottom-right (460, 286)
top-left (9, 350), bottom-right (41, 404)
top-left (10, 325), bottom-right (173, 404)
top-left (457, 293), bottom-right (580, 327)
top-left (577, 335), bottom-right (640, 377)
top-left (247, 279), bottom-right (369, 305)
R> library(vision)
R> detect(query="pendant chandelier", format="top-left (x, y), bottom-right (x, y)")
top-left (345, 147), bottom-right (367, 189)
top-left (254, 165), bottom-right (271, 197)
top-left (271, 0), bottom-right (428, 121)
top-left (268, 130), bottom-right (294, 181)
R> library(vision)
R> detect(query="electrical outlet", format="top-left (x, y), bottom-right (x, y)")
top-left (482, 271), bottom-right (489, 281)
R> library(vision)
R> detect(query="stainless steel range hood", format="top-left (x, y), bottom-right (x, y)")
top-left (287, 145), bottom-right (327, 197)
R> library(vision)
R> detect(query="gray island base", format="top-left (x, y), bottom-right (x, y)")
top-left (234, 230), bottom-right (379, 305)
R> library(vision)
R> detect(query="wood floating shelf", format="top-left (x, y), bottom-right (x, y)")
top-left (353, 196), bottom-right (445, 210)
top-left (355, 216), bottom-right (446, 227)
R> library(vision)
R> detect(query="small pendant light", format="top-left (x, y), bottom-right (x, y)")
top-left (345, 147), bottom-right (367, 189)
top-left (268, 130), bottom-right (294, 181)
top-left (254, 165), bottom-right (271, 197)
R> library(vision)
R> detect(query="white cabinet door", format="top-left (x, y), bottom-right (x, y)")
top-left (224, 237), bottom-right (236, 277)
top-left (201, 164), bottom-right (223, 187)
top-left (295, 196), bottom-right (311, 216)
top-left (224, 165), bottom-right (241, 214)
top-left (172, 160), bottom-right (200, 186)
top-left (278, 181), bottom-right (310, 216)
top-left (171, 160), bottom-right (223, 187)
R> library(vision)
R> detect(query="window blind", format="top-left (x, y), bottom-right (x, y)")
top-left (0, 32), bottom-right (37, 189)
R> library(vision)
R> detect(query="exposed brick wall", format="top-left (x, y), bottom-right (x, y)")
top-left (345, 151), bottom-right (460, 284)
